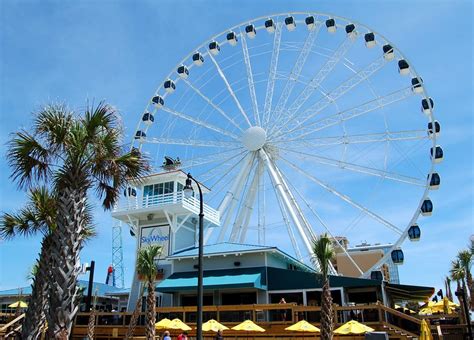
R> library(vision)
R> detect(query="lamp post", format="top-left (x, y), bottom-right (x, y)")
top-left (183, 173), bottom-right (204, 340)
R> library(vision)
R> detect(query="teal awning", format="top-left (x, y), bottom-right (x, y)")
top-left (157, 272), bottom-right (266, 292)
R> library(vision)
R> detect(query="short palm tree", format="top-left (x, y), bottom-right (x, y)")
top-left (136, 245), bottom-right (162, 340)
top-left (312, 234), bottom-right (335, 340)
top-left (0, 186), bottom-right (94, 339)
top-left (7, 102), bottom-right (148, 338)
top-left (457, 249), bottom-right (472, 307)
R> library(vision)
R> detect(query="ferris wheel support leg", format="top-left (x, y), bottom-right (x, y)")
top-left (228, 159), bottom-right (262, 243)
top-left (207, 152), bottom-right (255, 243)
top-left (259, 148), bottom-right (318, 268)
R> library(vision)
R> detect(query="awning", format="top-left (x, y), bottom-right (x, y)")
top-left (157, 271), bottom-right (266, 292)
top-left (385, 282), bottom-right (434, 301)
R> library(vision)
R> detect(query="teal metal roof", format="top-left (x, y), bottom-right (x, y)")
top-left (168, 242), bottom-right (274, 258)
top-left (0, 281), bottom-right (126, 298)
top-left (157, 268), bottom-right (267, 293)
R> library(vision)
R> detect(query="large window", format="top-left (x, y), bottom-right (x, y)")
top-left (143, 181), bottom-right (174, 197)
top-left (221, 292), bottom-right (257, 305)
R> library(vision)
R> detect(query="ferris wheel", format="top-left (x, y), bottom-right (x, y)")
top-left (131, 12), bottom-right (442, 278)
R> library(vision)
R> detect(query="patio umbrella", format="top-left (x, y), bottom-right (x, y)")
top-left (202, 319), bottom-right (229, 332)
top-left (334, 320), bottom-right (374, 335)
top-left (420, 319), bottom-right (433, 340)
top-left (231, 320), bottom-right (265, 332)
top-left (155, 318), bottom-right (171, 329)
top-left (166, 318), bottom-right (192, 331)
top-left (8, 301), bottom-right (27, 308)
top-left (285, 320), bottom-right (320, 333)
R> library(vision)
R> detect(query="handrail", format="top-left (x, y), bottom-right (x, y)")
top-left (381, 320), bottom-right (418, 338)
top-left (0, 313), bottom-right (24, 332)
top-left (379, 304), bottom-right (422, 325)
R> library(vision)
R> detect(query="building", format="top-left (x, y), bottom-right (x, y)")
top-left (0, 281), bottom-right (127, 314)
top-left (111, 170), bottom-right (430, 314)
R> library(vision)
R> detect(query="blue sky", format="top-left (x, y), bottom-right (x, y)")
top-left (0, 0), bottom-right (472, 297)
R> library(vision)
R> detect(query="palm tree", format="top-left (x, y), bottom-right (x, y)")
top-left (0, 186), bottom-right (94, 339)
top-left (312, 234), bottom-right (335, 340)
top-left (136, 245), bottom-right (162, 340)
top-left (445, 276), bottom-right (453, 301)
top-left (457, 249), bottom-right (472, 307)
top-left (125, 286), bottom-right (145, 340)
top-left (7, 102), bottom-right (148, 338)
top-left (450, 259), bottom-right (468, 322)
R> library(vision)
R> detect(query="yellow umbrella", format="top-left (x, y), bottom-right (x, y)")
top-left (285, 320), bottom-right (320, 333)
top-left (202, 319), bottom-right (229, 332)
top-left (155, 318), bottom-right (171, 329)
top-left (334, 320), bottom-right (374, 335)
top-left (166, 318), bottom-right (192, 331)
top-left (420, 319), bottom-right (433, 340)
top-left (231, 320), bottom-right (265, 332)
top-left (8, 301), bottom-right (27, 308)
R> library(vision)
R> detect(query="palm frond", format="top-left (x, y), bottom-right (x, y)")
top-left (311, 234), bottom-right (335, 278)
top-left (136, 245), bottom-right (163, 282)
top-left (7, 131), bottom-right (52, 189)
top-left (34, 103), bottom-right (74, 154)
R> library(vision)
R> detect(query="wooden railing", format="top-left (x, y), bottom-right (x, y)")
top-left (70, 303), bottom-right (469, 339)
top-left (0, 313), bottom-right (25, 339)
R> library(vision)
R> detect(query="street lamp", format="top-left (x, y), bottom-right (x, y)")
top-left (183, 173), bottom-right (204, 340)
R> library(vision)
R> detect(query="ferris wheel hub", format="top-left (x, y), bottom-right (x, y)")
top-left (242, 126), bottom-right (267, 151)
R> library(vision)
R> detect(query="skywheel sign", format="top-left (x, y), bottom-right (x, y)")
top-left (139, 224), bottom-right (170, 259)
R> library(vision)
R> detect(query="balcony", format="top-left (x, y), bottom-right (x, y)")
top-left (112, 191), bottom-right (220, 226)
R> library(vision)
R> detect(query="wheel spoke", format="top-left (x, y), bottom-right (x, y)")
top-left (147, 137), bottom-right (239, 148)
top-left (279, 147), bottom-right (426, 187)
top-left (271, 55), bottom-right (390, 139)
top-left (179, 148), bottom-right (243, 170)
top-left (161, 106), bottom-right (240, 141)
top-left (271, 87), bottom-right (413, 142)
top-left (181, 78), bottom-right (244, 132)
top-left (280, 156), bottom-right (404, 235)
top-left (240, 32), bottom-right (261, 126)
top-left (284, 35), bottom-right (357, 124)
top-left (268, 23), bottom-right (322, 134)
top-left (263, 22), bottom-right (283, 128)
top-left (208, 52), bottom-right (253, 127)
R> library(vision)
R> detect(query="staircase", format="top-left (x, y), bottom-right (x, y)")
top-left (381, 321), bottom-right (418, 340)
top-left (0, 314), bottom-right (24, 340)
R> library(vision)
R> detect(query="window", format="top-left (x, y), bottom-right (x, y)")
top-left (143, 181), bottom-right (175, 197)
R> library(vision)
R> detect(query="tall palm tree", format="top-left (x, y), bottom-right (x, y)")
top-left (312, 234), bottom-right (335, 340)
top-left (0, 186), bottom-right (94, 339)
top-left (7, 102), bottom-right (148, 338)
top-left (444, 277), bottom-right (453, 301)
top-left (136, 245), bottom-right (162, 340)
top-left (450, 259), bottom-right (468, 322)
top-left (125, 286), bottom-right (145, 340)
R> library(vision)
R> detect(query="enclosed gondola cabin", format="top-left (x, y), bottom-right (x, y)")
top-left (370, 271), bottom-right (384, 281)
top-left (142, 112), bottom-right (154, 126)
top-left (192, 52), bottom-right (204, 66)
top-left (391, 249), bottom-right (404, 265)
top-left (421, 98), bottom-right (434, 115)
top-left (151, 95), bottom-right (164, 109)
top-left (226, 31), bottom-right (238, 46)
top-left (421, 198), bottom-right (433, 216)
top-left (245, 24), bottom-right (256, 38)
top-left (408, 224), bottom-right (421, 242)
top-left (135, 130), bottom-right (146, 143)
top-left (345, 24), bottom-right (357, 39)
top-left (164, 79), bottom-right (176, 93)
top-left (383, 44), bottom-right (395, 61)
top-left (365, 32), bottom-right (376, 48)
top-left (428, 120), bottom-right (441, 138)
top-left (326, 18), bottom-right (336, 33)
top-left (398, 59), bottom-right (410, 76)
top-left (285, 16), bottom-right (296, 31)
top-left (177, 65), bottom-right (189, 79)
top-left (411, 77), bottom-right (424, 94)
top-left (305, 16), bottom-right (315, 30)
top-left (265, 18), bottom-right (276, 33)
top-left (428, 173), bottom-right (440, 190)
top-left (430, 145), bottom-right (444, 163)
top-left (209, 41), bottom-right (220, 55)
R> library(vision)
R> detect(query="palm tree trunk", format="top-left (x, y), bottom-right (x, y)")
top-left (146, 281), bottom-right (156, 340)
top-left (22, 234), bottom-right (52, 339)
top-left (126, 288), bottom-right (144, 340)
top-left (47, 185), bottom-right (87, 339)
top-left (87, 307), bottom-right (96, 340)
top-left (320, 278), bottom-right (333, 340)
